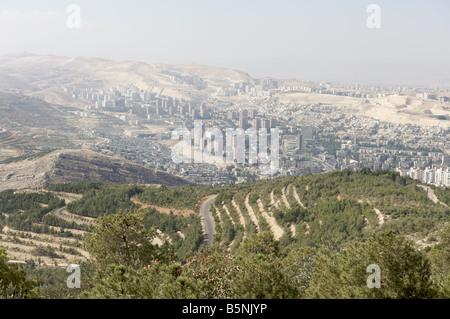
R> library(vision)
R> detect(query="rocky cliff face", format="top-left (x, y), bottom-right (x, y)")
top-left (0, 149), bottom-right (192, 191)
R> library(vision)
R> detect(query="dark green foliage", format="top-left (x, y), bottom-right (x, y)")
top-left (24, 265), bottom-right (82, 299)
top-left (31, 245), bottom-right (64, 259)
top-left (84, 210), bottom-right (161, 269)
top-left (428, 225), bottom-right (450, 298)
top-left (306, 231), bottom-right (436, 299)
top-left (66, 184), bottom-right (143, 218)
top-left (293, 169), bottom-right (450, 238)
top-left (141, 208), bottom-right (199, 259)
top-left (435, 187), bottom-right (450, 206)
top-left (45, 181), bottom-right (103, 194)
top-left (169, 215), bottom-right (204, 262)
top-left (379, 216), bottom-right (437, 237)
top-left (303, 199), bottom-right (367, 246)
top-left (0, 190), bottom-right (70, 233)
top-left (137, 185), bottom-right (216, 210)
top-left (248, 193), bottom-right (259, 205)
top-left (40, 214), bottom-right (89, 232)
top-left (82, 262), bottom-right (204, 299)
top-left (2, 169), bottom-right (449, 299)
top-left (0, 248), bottom-right (39, 299)
top-left (281, 247), bottom-right (317, 298)
top-left (0, 190), bottom-right (64, 216)
top-left (186, 248), bottom-right (235, 299)
top-left (229, 232), bottom-right (299, 299)
top-left (273, 205), bottom-right (308, 225)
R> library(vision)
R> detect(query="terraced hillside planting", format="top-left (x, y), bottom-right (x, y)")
top-left (0, 190), bottom-right (88, 265)
top-left (2, 170), bottom-right (449, 263)
top-left (1, 169), bottom-right (449, 299)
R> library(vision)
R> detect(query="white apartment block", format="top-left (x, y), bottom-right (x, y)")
top-left (396, 167), bottom-right (450, 187)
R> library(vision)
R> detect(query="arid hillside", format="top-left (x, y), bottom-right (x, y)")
top-left (0, 53), bottom-right (253, 102)
top-left (0, 149), bottom-right (193, 191)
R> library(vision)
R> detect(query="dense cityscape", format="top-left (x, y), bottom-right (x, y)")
top-left (66, 81), bottom-right (450, 187)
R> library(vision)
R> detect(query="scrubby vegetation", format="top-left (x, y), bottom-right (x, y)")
top-left (45, 181), bottom-right (103, 194)
top-left (1, 169), bottom-right (449, 299)
top-left (136, 185), bottom-right (216, 210)
top-left (435, 187), bottom-right (450, 206)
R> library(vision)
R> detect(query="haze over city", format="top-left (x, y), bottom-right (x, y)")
top-left (1, 0), bottom-right (450, 86)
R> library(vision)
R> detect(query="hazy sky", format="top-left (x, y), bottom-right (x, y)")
top-left (1, 0), bottom-right (449, 86)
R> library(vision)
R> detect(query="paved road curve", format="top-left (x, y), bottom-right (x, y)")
top-left (201, 195), bottom-right (217, 246)
top-left (53, 207), bottom-right (95, 225)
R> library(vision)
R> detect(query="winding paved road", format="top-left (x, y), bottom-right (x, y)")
top-left (51, 193), bottom-right (219, 245)
top-left (201, 195), bottom-right (217, 246)
top-left (52, 207), bottom-right (95, 225)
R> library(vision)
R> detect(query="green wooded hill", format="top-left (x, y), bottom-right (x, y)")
top-left (1, 169), bottom-right (449, 299)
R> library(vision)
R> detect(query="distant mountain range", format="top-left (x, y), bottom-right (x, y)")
top-left (0, 52), bottom-right (260, 102)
